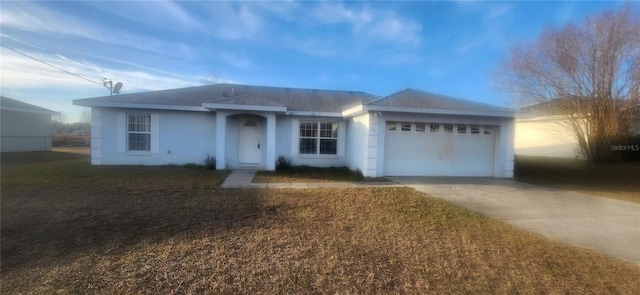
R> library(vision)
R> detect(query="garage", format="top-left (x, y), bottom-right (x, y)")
top-left (383, 121), bottom-right (496, 176)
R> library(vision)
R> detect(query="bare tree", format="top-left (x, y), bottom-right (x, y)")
top-left (500, 6), bottom-right (640, 162)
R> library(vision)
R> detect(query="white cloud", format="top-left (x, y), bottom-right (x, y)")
top-left (367, 16), bottom-right (422, 46)
top-left (310, 3), bottom-right (421, 46)
top-left (199, 3), bottom-right (264, 40)
top-left (313, 2), bottom-right (373, 27)
top-left (0, 48), bottom-right (196, 92)
top-left (0, 2), bottom-right (194, 57)
top-left (87, 0), bottom-right (204, 33)
top-left (0, 34), bottom-right (44, 50)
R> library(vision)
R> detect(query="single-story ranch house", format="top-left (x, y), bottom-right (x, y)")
top-left (73, 84), bottom-right (515, 177)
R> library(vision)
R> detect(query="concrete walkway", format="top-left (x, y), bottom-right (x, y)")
top-left (219, 169), bottom-right (403, 189)
top-left (390, 177), bottom-right (640, 265)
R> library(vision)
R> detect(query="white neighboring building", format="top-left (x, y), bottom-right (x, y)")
top-left (515, 101), bottom-right (640, 159)
top-left (515, 114), bottom-right (584, 158)
top-left (1, 97), bottom-right (58, 153)
top-left (74, 84), bottom-right (516, 178)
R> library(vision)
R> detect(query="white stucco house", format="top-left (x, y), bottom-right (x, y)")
top-left (515, 101), bottom-right (640, 159)
top-left (1, 96), bottom-right (58, 153)
top-left (515, 113), bottom-right (584, 159)
top-left (73, 84), bottom-right (515, 177)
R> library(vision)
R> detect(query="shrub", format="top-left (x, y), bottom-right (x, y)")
top-left (183, 163), bottom-right (202, 169)
top-left (204, 154), bottom-right (216, 169)
top-left (275, 155), bottom-right (292, 171)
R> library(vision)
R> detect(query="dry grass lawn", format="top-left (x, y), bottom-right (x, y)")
top-left (515, 156), bottom-right (640, 203)
top-left (2, 152), bottom-right (639, 294)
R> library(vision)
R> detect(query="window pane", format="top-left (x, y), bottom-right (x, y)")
top-left (299, 121), bottom-right (317, 137)
top-left (457, 125), bottom-right (467, 134)
top-left (386, 121), bottom-right (397, 131)
top-left (415, 123), bottom-right (426, 132)
top-left (401, 122), bottom-right (411, 131)
top-left (299, 138), bottom-right (317, 154)
top-left (128, 133), bottom-right (150, 151)
top-left (430, 123), bottom-right (440, 133)
top-left (128, 114), bottom-right (150, 132)
top-left (484, 127), bottom-right (494, 135)
top-left (470, 126), bottom-right (480, 134)
top-left (319, 139), bottom-right (337, 155)
top-left (443, 124), bottom-right (453, 133)
top-left (320, 122), bottom-right (338, 138)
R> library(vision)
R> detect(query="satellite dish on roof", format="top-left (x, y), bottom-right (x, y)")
top-left (113, 82), bottom-right (123, 95)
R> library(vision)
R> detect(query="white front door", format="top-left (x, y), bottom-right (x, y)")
top-left (238, 117), bottom-right (262, 165)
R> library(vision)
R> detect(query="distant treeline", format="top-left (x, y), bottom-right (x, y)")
top-left (52, 121), bottom-right (90, 135)
top-left (52, 121), bottom-right (90, 147)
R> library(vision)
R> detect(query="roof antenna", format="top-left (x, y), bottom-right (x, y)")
top-left (102, 78), bottom-right (124, 95)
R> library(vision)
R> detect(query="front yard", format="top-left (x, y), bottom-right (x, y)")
top-left (1, 152), bottom-right (639, 293)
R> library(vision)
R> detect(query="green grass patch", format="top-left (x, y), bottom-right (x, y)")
top-left (254, 166), bottom-right (389, 183)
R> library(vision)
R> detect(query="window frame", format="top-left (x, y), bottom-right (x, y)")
top-left (299, 121), bottom-right (338, 155)
top-left (127, 113), bottom-right (151, 152)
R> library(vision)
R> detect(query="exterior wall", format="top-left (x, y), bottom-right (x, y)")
top-left (1, 109), bottom-right (53, 152)
top-left (378, 112), bottom-right (514, 178)
top-left (95, 108), bottom-right (216, 165)
top-left (275, 116), bottom-right (348, 167)
top-left (345, 112), bottom-right (380, 177)
top-left (515, 118), bottom-right (582, 158)
top-left (346, 113), bottom-right (368, 173)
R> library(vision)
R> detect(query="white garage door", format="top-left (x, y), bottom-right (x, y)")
top-left (384, 122), bottom-right (496, 176)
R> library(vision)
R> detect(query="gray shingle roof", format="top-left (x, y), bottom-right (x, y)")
top-left (367, 88), bottom-right (513, 113)
top-left (0, 96), bottom-right (57, 114)
top-left (74, 84), bottom-right (514, 116)
top-left (74, 83), bottom-right (377, 113)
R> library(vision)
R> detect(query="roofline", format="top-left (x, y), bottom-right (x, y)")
top-left (343, 104), bottom-right (515, 118)
top-left (0, 106), bottom-right (59, 115)
top-left (286, 111), bottom-right (343, 117)
top-left (72, 100), bottom-right (210, 112)
top-left (202, 103), bottom-right (287, 113)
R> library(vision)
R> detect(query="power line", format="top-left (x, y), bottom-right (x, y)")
top-left (0, 43), bottom-right (103, 86)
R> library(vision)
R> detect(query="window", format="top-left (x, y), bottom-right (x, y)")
top-left (457, 125), bottom-right (467, 134)
top-left (128, 114), bottom-right (151, 151)
top-left (299, 121), bottom-right (338, 155)
top-left (484, 127), bottom-right (494, 135)
top-left (401, 122), bottom-right (411, 131)
top-left (443, 124), bottom-right (453, 133)
top-left (415, 123), bottom-right (426, 132)
top-left (386, 121), bottom-right (397, 131)
top-left (470, 126), bottom-right (480, 134)
top-left (430, 123), bottom-right (440, 133)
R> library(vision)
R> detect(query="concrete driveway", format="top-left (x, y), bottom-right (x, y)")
top-left (390, 177), bottom-right (640, 265)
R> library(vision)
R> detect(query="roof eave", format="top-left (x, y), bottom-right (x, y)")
top-left (202, 103), bottom-right (287, 113)
top-left (72, 100), bottom-right (210, 112)
top-left (0, 106), bottom-right (59, 116)
top-left (286, 111), bottom-right (343, 117)
top-left (363, 105), bottom-right (515, 118)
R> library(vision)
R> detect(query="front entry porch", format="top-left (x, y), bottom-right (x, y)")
top-left (214, 111), bottom-right (277, 171)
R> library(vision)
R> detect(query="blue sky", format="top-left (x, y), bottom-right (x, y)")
top-left (0, 1), bottom-right (629, 122)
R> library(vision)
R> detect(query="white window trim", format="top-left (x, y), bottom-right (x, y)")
top-left (117, 112), bottom-right (159, 154)
top-left (299, 121), bottom-right (339, 155)
top-left (292, 119), bottom-right (344, 158)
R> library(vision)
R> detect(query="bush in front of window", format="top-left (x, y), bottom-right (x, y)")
top-left (275, 155), bottom-right (292, 171)
top-left (204, 154), bottom-right (216, 170)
